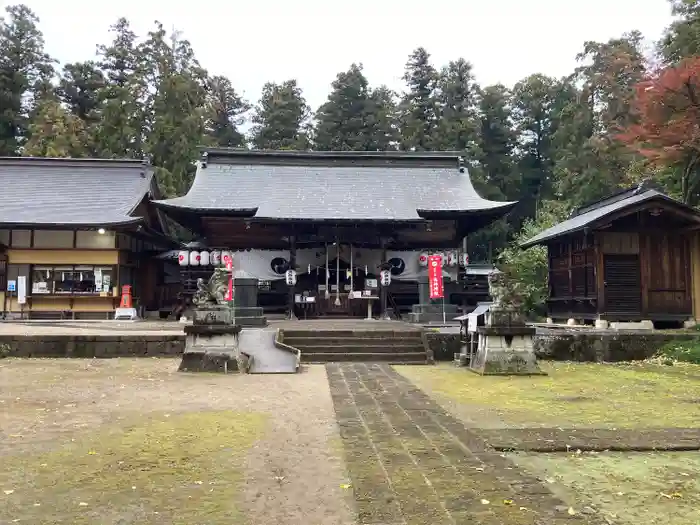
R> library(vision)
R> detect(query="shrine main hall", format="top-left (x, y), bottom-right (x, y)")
top-left (154, 148), bottom-right (515, 322)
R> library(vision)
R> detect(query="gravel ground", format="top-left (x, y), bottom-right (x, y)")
top-left (0, 358), bottom-right (357, 525)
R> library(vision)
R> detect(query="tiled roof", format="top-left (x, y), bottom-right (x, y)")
top-left (520, 187), bottom-right (697, 248)
top-left (0, 157), bottom-right (154, 227)
top-left (153, 150), bottom-right (516, 221)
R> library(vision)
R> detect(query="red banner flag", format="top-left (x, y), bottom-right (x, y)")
top-left (428, 254), bottom-right (443, 299)
top-left (224, 256), bottom-right (233, 301)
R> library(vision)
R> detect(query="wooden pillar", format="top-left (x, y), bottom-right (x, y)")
top-left (288, 235), bottom-right (297, 320)
top-left (380, 239), bottom-right (388, 319)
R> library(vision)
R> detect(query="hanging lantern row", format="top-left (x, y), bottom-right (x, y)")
top-left (418, 251), bottom-right (465, 267)
top-left (178, 250), bottom-right (233, 267)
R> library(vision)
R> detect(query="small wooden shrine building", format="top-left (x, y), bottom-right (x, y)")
top-left (521, 182), bottom-right (700, 326)
top-left (153, 149), bottom-right (516, 320)
top-left (0, 157), bottom-right (178, 319)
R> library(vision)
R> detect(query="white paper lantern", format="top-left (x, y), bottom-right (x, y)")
top-left (380, 270), bottom-right (391, 286)
top-left (221, 251), bottom-right (232, 265)
top-left (285, 269), bottom-right (297, 286)
top-left (418, 252), bottom-right (429, 267)
top-left (437, 253), bottom-right (446, 267)
top-left (461, 253), bottom-right (469, 266)
top-left (210, 250), bottom-right (221, 266)
top-left (447, 251), bottom-right (458, 267)
top-left (178, 251), bottom-right (189, 266)
top-left (200, 250), bottom-right (210, 266)
top-left (189, 251), bottom-right (200, 266)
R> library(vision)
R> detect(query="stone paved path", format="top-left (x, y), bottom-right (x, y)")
top-left (327, 363), bottom-right (603, 525)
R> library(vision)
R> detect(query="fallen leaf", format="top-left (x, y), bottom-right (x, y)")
top-left (194, 481), bottom-right (203, 485)
top-left (78, 502), bottom-right (88, 507)
top-left (519, 506), bottom-right (528, 511)
top-left (568, 507), bottom-right (576, 515)
top-left (474, 467), bottom-right (485, 472)
top-left (481, 499), bottom-right (490, 505)
top-left (340, 484), bottom-right (351, 489)
top-left (503, 499), bottom-right (513, 505)
top-left (3, 490), bottom-right (14, 495)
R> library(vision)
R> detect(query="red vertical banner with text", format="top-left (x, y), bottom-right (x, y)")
top-left (224, 256), bottom-right (233, 301)
top-left (427, 254), bottom-right (443, 299)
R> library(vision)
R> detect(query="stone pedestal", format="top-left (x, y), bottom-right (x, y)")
top-left (179, 307), bottom-right (248, 373)
top-left (232, 277), bottom-right (267, 327)
top-left (470, 307), bottom-right (544, 375)
top-left (408, 276), bottom-right (458, 324)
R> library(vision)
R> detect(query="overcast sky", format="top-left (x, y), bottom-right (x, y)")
top-left (6, 0), bottom-right (676, 110)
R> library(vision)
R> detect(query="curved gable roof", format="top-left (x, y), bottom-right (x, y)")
top-left (153, 149), bottom-right (516, 221)
top-left (0, 157), bottom-right (154, 227)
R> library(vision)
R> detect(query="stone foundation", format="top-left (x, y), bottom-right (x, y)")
top-left (534, 326), bottom-right (700, 361)
top-left (471, 326), bottom-right (544, 375)
top-left (0, 335), bottom-right (184, 357)
top-left (179, 323), bottom-right (245, 373)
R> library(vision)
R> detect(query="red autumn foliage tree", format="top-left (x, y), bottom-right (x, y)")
top-left (618, 57), bottom-right (700, 204)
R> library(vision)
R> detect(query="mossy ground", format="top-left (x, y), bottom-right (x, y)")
top-left (513, 451), bottom-right (700, 525)
top-left (394, 361), bottom-right (700, 428)
top-left (0, 411), bottom-right (265, 525)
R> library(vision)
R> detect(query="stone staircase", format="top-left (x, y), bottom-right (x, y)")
top-left (278, 328), bottom-right (430, 364)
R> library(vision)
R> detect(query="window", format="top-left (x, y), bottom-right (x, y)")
top-left (30, 265), bottom-right (116, 295)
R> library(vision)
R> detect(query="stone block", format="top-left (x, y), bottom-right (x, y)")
top-left (470, 330), bottom-right (544, 376)
top-left (610, 320), bottom-right (653, 330)
top-left (180, 323), bottom-right (244, 373)
top-left (485, 308), bottom-right (526, 327)
top-left (193, 307), bottom-right (233, 326)
top-left (178, 350), bottom-right (239, 373)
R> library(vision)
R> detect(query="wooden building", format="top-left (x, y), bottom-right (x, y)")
top-left (521, 182), bottom-right (700, 325)
top-left (0, 157), bottom-right (177, 319)
top-left (153, 149), bottom-right (515, 319)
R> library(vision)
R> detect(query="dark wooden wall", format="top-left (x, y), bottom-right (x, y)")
top-left (547, 227), bottom-right (693, 322)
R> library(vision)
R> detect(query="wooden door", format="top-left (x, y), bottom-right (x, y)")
top-left (603, 254), bottom-right (642, 316)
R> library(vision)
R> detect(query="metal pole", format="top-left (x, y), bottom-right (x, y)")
top-left (442, 292), bottom-right (446, 324)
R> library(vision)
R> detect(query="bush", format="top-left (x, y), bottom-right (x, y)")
top-left (656, 340), bottom-right (700, 364)
top-left (499, 201), bottom-right (570, 318)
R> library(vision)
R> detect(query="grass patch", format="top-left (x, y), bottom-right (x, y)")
top-left (657, 340), bottom-right (700, 364)
top-left (0, 410), bottom-right (266, 525)
top-left (393, 362), bottom-right (700, 428)
top-left (513, 451), bottom-right (700, 525)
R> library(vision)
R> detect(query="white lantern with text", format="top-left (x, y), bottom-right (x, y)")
top-left (380, 269), bottom-right (391, 286)
top-left (447, 251), bottom-right (458, 266)
top-left (285, 269), bottom-right (297, 286)
top-left (210, 250), bottom-right (221, 266)
top-left (418, 252), bottom-right (428, 267)
top-left (189, 251), bottom-right (200, 266)
top-left (178, 251), bottom-right (189, 266)
top-left (221, 251), bottom-right (232, 266)
top-left (200, 250), bottom-right (210, 266)
top-left (461, 253), bottom-right (469, 267)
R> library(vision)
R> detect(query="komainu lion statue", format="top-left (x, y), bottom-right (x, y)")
top-left (192, 267), bottom-right (231, 307)
top-left (487, 269), bottom-right (524, 311)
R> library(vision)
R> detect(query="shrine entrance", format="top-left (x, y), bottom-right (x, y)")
top-left (293, 246), bottom-right (381, 319)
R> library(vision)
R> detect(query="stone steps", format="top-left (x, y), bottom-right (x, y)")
top-left (280, 328), bottom-right (429, 364)
top-left (302, 352), bottom-right (428, 363)
top-left (283, 337), bottom-right (423, 346)
top-left (291, 344), bottom-right (425, 354)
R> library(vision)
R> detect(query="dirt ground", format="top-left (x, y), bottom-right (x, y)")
top-left (0, 358), bottom-right (356, 525)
